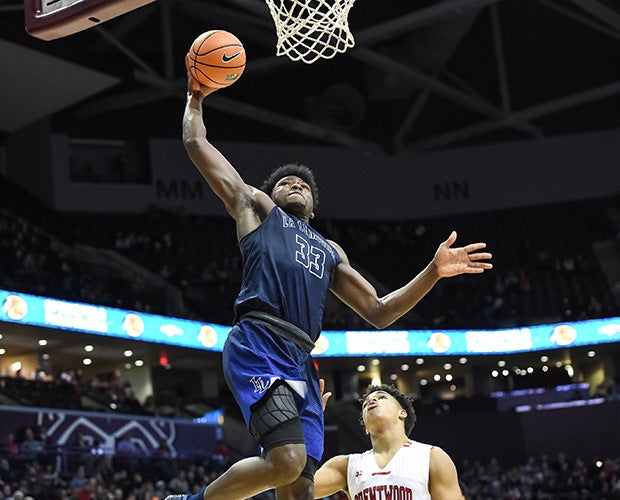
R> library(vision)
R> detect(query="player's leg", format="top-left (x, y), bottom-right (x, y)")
top-left (275, 356), bottom-right (325, 500)
top-left (164, 383), bottom-right (308, 500)
top-left (164, 446), bottom-right (306, 500)
top-left (274, 456), bottom-right (317, 500)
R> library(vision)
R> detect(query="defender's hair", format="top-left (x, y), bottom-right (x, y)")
top-left (260, 163), bottom-right (319, 208)
top-left (360, 384), bottom-right (417, 436)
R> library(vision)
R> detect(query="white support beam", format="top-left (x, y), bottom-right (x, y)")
top-left (160, 0), bottom-right (175, 80)
top-left (489, 4), bottom-right (511, 111)
top-left (129, 71), bottom-right (381, 152)
top-left (350, 47), bottom-right (540, 136)
top-left (570, 0), bottom-right (620, 33)
top-left (202, 95), bottom-right (382, 153)
top-left (93, 25), bottom-right (160, 77)
top-left (409, 79), bottom-right (620, 150)
top-left (355, 0), bottom-right (502, 45)
top-left (538, 0), bottom-right (620, 40)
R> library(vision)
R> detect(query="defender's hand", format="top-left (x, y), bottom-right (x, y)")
top-left (319, 378), bottom-right (332, 412)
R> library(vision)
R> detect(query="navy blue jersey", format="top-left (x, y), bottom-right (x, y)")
top-left (234, 206), bottom-right (340, 341)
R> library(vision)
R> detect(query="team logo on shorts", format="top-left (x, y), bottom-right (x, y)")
top-left (249, 376), bottom-right (271, 393)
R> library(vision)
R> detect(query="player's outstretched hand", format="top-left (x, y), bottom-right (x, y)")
top-left (185, 54), bottom-right (218, 98)
top-left (319, 378), bottom-right (332, 412)
top-left (433, 231), bottom-right (492, 278)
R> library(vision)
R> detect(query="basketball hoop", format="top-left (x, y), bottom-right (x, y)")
top-left (264, 0), bottom-right (356, 64)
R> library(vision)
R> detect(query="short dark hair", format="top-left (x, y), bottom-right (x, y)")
top-left (359, 384), bottom-right (417, 436)
top-left (260, 163), bottom-right (319, 208)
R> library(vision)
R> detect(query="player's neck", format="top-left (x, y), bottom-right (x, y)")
top-left (370, 430), bottom-right (409, 455)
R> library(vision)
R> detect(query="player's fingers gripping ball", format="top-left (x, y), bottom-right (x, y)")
top-left (187, 30), bottom-right (246, 89)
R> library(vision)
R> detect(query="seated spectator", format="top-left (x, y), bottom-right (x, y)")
top-left (68, 465), bottom-right (87, 490)
top-left (18, 428), bottom-right (44, 462)
top-left (0, 458), bottom-right (17, 486)
top-left (1, 432), bottom-right (21, 458)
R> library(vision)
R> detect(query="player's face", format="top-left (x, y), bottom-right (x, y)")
top-left (361, 390), bottom-right (406, 429)
top-left (272, 175), bottom-right (314, 218)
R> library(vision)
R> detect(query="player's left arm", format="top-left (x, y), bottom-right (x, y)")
top-left (428, 447), bottom-right (463, 500)
top-left (328, 231), bottom-right (492, 329)
top-left (313, 455), bottom-right (350, 499)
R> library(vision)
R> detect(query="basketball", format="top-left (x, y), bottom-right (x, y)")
top-left (187, 30), bottom-right (246, 89)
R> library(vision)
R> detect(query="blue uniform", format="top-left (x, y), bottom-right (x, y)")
top-left (223, 206), bottom-right (340, 462)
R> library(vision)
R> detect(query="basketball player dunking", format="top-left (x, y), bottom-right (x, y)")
top-left (314, 385), bottom-right (465, 500)
top-left (167, 66), bottom-right (491, 500)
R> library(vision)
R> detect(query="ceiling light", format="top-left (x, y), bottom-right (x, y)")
top-left (38, 339), bottom-right (48, 346)
top-left (459, 357), bottom-right (467, 364)
top-left (443, 363), bottom-right (452, 370)
top-left (401, 364), bottom-right (410, 371)
top-left (498, 360), bottom-right (506, 367)
top-left (0, 348), bottom-right (5, 355)
top-left (84, 345), bottom-right (94, 352)
top-left (357, 365), bottom-right (366, 372)
top-left (371, 358), bottom-right (380, 366)
top-left (540, 355), bottom-right (549, 362)
top-left (135, 359), bottom-right (144, 367)
top-left (415, 358), bottom-right (424, 365)
top-left (587, 351), bottom-right (595, 358)
top-left (124, 350), bottom-right (133, 357)
top-left (82, 358), bottom-right (92, 366)
top-left (433, 374), bottom-right (441, 381)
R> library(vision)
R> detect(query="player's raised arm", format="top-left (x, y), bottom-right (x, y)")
top-left (182, 57), bottom-right (256, 219)
top-left (329, 231), bottom-right (492, 329)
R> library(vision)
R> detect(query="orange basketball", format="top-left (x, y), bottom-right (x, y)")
top-left (188, 30), bottom-right (246, 89)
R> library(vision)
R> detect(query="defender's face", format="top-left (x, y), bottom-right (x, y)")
top-left (361, 391), bottom-right (406, 429)
top-left (272, 175), bottom-right (314, 217)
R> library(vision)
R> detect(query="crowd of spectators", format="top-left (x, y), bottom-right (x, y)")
top-left (0, 210), bottom-right (167, 317)
top-left (2, 170), bottom-right (619, 330)
top-left (1, 423), bottom-right (619, 500)
top-left (0, 368), bottom-right (148, 416)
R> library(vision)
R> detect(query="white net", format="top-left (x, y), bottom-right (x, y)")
top-left (264, 0), bottom-right (356, 64)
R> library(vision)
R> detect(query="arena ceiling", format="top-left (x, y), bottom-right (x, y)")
top-left (1, 0), bottom-right (620, 153)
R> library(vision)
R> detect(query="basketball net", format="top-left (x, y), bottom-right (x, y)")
top-left (264, 0), bottom-right (356, 64)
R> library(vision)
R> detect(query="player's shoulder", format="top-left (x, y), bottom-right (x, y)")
top-left (326, 239), bottom-right (347, 263)
top-left (324, 453), bottom-right (351, 473)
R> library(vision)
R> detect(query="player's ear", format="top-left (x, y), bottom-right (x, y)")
top-left (399, 409), bottom-right (407, 421)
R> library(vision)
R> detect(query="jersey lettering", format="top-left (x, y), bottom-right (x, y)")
top-left (354, 485), bottom-right (413, 500)
top-left (295, 234), bottom-right (325, 278)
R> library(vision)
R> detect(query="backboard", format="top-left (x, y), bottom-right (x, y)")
top-left (25, 0), bottom-right (155, 41)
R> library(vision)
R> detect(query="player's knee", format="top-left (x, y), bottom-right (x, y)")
top-left (266, 444), bottom-right (307, 485)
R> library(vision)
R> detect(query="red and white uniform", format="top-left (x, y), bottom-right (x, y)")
top-left (346, 439), bottom-right (432, 500)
